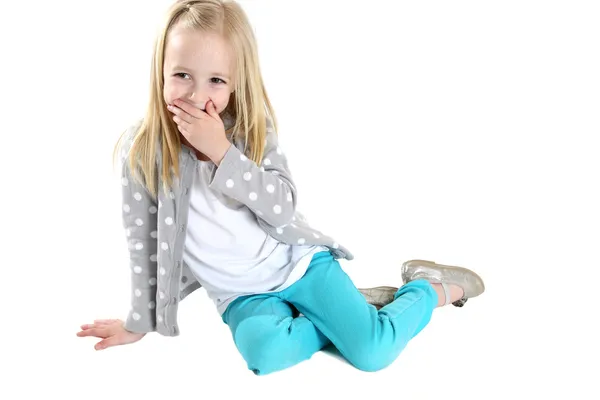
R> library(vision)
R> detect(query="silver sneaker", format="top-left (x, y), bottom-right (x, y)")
top-left (401, 259), bottom-right (485, 307)
top-left (358, 286), bottom-right (398, 310)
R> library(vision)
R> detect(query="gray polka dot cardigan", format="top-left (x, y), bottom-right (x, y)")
top-left (119, 118), bottom-right (353, 336)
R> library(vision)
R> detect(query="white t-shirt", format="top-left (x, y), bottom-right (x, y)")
top-left (182, 160), bottom-right (325, 314)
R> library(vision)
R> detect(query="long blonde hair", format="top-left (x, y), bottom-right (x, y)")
top-left (113, 0), bottom-right (278, 199)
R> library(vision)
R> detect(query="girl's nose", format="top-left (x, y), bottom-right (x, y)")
top-left (186, 92), bottom-right (207, 109)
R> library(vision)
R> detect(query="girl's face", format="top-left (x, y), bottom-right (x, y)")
top-left (163, 26), bottom-right (234, 114)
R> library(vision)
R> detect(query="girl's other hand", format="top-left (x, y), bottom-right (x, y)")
top-left (76, 319), bottom-right (146, 350)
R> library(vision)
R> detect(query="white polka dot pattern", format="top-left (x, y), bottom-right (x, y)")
top-left (120, 123), bottom-right (164, 333)
top-left (208, 135), bottom-right (302, 230)
top-left (118, 119), bottom-right (352, 336)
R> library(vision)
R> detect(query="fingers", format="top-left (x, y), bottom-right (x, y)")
top-left (171, 99), bottom-right (205, 120)
top-left (94, 319), bottom-right (118, 325)
top-left (172, 115), bottom-right (190, 132)
top-left (205, 100), bottom-right (221, 121)
top-left (176, 98), bottom-right (207, 117)
top-left (79, 319), bottom-right (119, 330)
top-left (77, 326), bottom-right (109, 339)
top-left (175, 123), bottom-right (190, 139)
top-left (95, 336), bottom-right (122, 351)
top-left (168, 103), bottom-right (194, 134)
top-left (168, 105), bottom-right (193, 126)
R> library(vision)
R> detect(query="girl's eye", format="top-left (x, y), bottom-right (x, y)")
top-left (210, 77), bottom-right (226, 84)
top-left (175, 73), bottom-right (190, 79)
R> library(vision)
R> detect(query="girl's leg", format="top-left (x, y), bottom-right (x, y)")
top-left (222, 293), bottom-right (330, 375)
top-left (280, 251), bottom-right (442, 372)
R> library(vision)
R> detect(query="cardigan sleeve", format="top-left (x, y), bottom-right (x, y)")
top-left (209, 118), bottom-right (297, 228)
top-left (118, 123), bottom-right (158, 334)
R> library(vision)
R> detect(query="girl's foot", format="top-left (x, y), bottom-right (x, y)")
top-left (431, 283), bottom-right (464, 307)
top-left (401, 259), bottom-right (485, 307)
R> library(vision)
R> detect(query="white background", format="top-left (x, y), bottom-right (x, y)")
top-left (1, 0), bottom-right (599, 398)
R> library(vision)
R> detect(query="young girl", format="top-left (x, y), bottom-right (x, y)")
top-left (77, 0), bottom-right (485, 375)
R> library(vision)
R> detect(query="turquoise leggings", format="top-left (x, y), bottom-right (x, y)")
top-left (222, 251), bottom-right (438, 375)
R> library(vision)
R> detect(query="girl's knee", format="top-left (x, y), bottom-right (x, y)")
top-left (341, 330), bottom-right (408, 372)
top-left (344, 344), bottom-right (397, 372)
top-left (234, 315), bottom-right (293, 375)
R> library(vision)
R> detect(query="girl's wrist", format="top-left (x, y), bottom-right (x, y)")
top-left (210, 139), bottom-right (232, 165)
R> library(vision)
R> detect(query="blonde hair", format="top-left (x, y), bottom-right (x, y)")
top-left (113, 0), bottom-right (278, 199)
